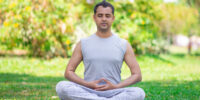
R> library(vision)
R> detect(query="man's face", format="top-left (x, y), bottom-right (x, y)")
top-left (93, 6), bottom-right (115, 32)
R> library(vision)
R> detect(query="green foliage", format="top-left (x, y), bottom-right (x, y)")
top-left (112, 0), bottom-right (166, 54)
top-left (0, 0), bottom-right (199, 57)
top-left (159, 3), bottom-right (199, 36)
top-left (0, 0), bottom-right (82, 58)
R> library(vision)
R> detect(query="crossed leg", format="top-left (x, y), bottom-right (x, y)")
top-left (56, 81), bottom-right (145, 100)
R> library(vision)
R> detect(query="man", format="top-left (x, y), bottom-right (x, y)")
top-left (56, 0), bottom-right (145, 100)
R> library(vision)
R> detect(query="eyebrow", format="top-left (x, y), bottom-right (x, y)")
top-left (97, 13), bottom-right (111, 15)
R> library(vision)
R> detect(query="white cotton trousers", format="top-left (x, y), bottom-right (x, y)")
top-left (56, 81), bottom-right (145, 100)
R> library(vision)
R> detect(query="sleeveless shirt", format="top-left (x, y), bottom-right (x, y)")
top-left (80, 33), bottom-right (127, 85)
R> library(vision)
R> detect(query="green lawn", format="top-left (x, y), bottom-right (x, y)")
top-left (0, 53), bottom-right (200, 99)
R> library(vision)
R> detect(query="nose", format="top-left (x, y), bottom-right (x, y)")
top-left (102, 16), bottom-right (106, 21)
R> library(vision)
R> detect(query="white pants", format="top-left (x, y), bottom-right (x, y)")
top-left (56, 81), bottom-right (145, 100)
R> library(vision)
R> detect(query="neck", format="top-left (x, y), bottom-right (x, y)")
top-left (96, 30), bottom-right (112, 38)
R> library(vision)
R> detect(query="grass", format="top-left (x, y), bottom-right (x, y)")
top-left (0, 49), bottom-right (200, 99)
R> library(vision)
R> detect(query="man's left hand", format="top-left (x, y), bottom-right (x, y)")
top-left (95, 78), bottom-right (118, 91)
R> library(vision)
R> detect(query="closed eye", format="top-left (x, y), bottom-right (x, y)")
top-left (106, 14), bottom-right (111, 18)
top-left (98, 14), bottom-right (103, 17)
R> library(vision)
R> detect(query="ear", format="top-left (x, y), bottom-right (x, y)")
top-left (112, 15), bottom-right (115, 21)
top-left (93, 14), bottom-right (96, 21)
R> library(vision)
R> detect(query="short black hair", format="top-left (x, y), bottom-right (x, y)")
top-left (94, 0), bottom-right (115, 15)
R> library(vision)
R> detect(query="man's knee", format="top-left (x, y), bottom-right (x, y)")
top-left (56, 81), bottom-right (73, 94)
top-left (56, 81), bottom-right (65, 93)
top-left (130, 87), bottom-right (145, 99)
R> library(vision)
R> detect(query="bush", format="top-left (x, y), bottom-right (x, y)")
top-left (0, 0), bottom-right (85, 58)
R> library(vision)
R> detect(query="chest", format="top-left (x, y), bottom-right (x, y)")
top-left (83, 42), bottom-right (124, 63)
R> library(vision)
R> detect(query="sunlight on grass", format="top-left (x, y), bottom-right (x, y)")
top-left (0, 53), bottom-right (200, 99)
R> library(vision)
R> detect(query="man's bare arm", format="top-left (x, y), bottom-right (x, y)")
top-left (64, 41), bottom-right (87, 85)
top-left (116, 42), bottom-right (142, 88)
top-left (65, 41), bottom-right (104, 89)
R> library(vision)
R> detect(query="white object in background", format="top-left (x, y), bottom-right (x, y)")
top-left (87, 0), bottom-right (94, 4)
top-left (174, 35), bottom-right (189, 46)
top-left (191, 36), bottom-right (200, 50)
top-left (164, 0), bottom-right (178, 3)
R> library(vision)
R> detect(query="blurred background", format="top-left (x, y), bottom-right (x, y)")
top-left (0, 0), bottom-right (200, 99)
top-left (0, 0), bottom-right (199, 58)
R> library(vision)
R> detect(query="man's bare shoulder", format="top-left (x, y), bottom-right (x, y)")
top-left (76, 41), bottom-right (81, 48)
top-left (125, 42), bottom-right (134, 54)
top-left (71, 41), bottom-right (82, 58)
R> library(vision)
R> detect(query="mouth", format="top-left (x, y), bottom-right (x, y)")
top-left (101, 23), bottom-right (107, 26)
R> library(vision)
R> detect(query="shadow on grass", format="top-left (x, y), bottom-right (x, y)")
top-left (132, 80), bottom-right (200, 100)
top-left (170, 52), bottom-right (200, 58)
top-left (1, 73), bottom-right (200, 99)
top-left (193, 52), bottom-right (200, 56)
top-left (0, 73), bottom-right (65, 99)
top-left (170, 53), bottom-right (186, 58)
top-left (144, 54), bottom-right (175, 65)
